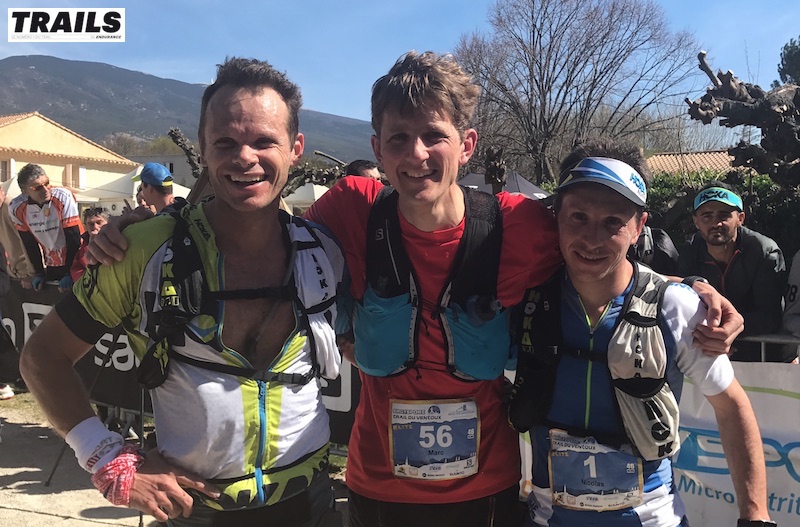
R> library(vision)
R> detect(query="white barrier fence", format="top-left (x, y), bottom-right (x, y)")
top-left (675, 361), bottom-right (800, 525)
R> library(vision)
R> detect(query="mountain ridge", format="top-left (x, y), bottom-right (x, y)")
top-left (0, 55), bottom-right (376, 163)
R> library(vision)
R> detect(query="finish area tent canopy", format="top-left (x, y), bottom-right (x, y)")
top-left (458, 172), bottom-right (549, 199)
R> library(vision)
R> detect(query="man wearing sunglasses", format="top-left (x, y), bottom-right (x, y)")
top-left (9, 164), bottom-right (83, 293)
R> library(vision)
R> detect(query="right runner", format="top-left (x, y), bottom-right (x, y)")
top-left (509, 149), bottom-right (772, 527)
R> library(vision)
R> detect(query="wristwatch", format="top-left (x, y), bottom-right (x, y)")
top-left (682, 275), bottom-right (709, 288)
top-left (737, 520), bottom-right (777, 527)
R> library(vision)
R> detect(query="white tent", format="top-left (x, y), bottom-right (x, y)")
top-left (283, 184), bottom-right (329, 212)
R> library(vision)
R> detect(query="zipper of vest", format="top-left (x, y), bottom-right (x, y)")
top-left (255, 381), bottom-right (267, 505)
top-left (578, 298), bottom-right (613, 430)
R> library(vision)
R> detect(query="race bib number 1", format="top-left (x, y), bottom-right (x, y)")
top-left (548, 429), bottom-right (644, 511)
top-left (390, 399), bottom-right (479, 480)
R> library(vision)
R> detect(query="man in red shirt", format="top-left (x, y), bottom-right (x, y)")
top-left (306, 51), bottom-right (743, 527)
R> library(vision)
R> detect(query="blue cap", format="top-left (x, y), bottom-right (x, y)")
top-left (132, 163), bottom-right (173, 187)
top-left (557, 157), bottom-right (647, 206)
top-left (693, 187), bottom-right (742, 211)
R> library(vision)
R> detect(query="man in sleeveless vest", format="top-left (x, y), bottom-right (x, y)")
top-left (509, 154), bottom-right (772, 526)
top-left (20, 58), bottom-right (347, 526)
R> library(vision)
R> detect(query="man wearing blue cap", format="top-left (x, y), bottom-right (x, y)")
top-left (131, 162), bottom-right (176, 213)
top-left (678, 181), bottom-right (788, 362)
top-left (509, 159), bottom-right (772, 527)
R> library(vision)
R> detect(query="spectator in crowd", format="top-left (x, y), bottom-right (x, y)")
top-left (70, 207), bottom-right (110, 282)
top-left (135, 184), bottom-right (147, 207)
top-left (558, 139), bottom-right (679, 275)
top-left (132, 162), bottom-right (176, 213)
top-left (509, 155), bottom-right (771, 527)
top-left (9, 164), bottom-right (83, 293)
top-left (629, 225), bottom-right (680, 275)
top-left (21, 57), bottom-right (347, 526)
top-left (781, 249), bottom-right (800, 363)
top-left (344, 159), bottom-right (382, 180)
top-left (678, 181), bottom-right (789, 361)
top-left (0, 185), bottom-right (36, 281)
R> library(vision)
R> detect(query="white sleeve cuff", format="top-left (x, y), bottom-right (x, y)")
top-left (65, 416), bottom-right (125, 474)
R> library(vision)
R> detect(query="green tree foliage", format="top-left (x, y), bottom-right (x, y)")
top-left (778, 35), bottom-right (800, 85)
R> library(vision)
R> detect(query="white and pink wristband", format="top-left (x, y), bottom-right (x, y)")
top-left (65, 416), bottom-right (145, 506)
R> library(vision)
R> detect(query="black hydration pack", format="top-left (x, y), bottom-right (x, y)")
top-left (137, 204), bottom-right (333, 389)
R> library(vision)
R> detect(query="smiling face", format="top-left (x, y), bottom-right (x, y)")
top-left (372, 105), bottom-right (476, 210)
top-left (693, 201), bottom-right (743, 247)
top-left (557, 184), bottom-right (645, 288)
top-left (201, 85), bottom-right (303, 214)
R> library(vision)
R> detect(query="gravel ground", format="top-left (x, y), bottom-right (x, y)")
top-left (0, 392), bottom-right (348, 526)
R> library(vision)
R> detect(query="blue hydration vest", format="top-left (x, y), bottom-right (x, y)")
top-left (353, 186), bottom-right (510, 380)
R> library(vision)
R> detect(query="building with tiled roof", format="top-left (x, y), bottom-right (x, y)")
top-left (0, 111), bottom-right (138, 213)
top-left (646, 150), bottom-right (734, 176)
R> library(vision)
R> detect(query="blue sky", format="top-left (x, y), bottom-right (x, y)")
top-left (1, 1), bottom-right (796, 122)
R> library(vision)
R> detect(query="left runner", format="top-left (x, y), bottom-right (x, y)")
top-left (21, 57), bottom-right (347, 527)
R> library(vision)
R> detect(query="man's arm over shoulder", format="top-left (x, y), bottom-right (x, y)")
top-left (304, 176), bottom-right (381, 298)
top-left (495, 192), bottom-right (561, 307)
top-left (663, 283), bottom-right (735, 389)
top-left (305, 176), bottom-right (381, 236)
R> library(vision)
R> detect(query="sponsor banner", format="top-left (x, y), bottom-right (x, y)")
top-left (674, 362), bottom-right (800, 525)
top-left (8, 8), bottom-right (125, 42)
top-left (0, 280), bottom-right (360, 444)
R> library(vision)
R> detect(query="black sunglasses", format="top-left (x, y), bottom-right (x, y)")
top-left (83, 207), bottom-right (108, 219)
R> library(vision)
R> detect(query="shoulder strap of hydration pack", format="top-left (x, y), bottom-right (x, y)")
top-left (365, 185), bottom-right (502, 309)
top-left (138, 207), bottom-right (326, 389)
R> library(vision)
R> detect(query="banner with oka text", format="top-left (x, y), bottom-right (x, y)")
top-left (673, 362), bottom-right (800, 525)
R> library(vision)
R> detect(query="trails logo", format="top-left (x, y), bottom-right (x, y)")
top-left (8, 8), bottom-right (125, 42)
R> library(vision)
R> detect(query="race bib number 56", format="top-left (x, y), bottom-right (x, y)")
top-left (389, 399), bottom-right (479, 481)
